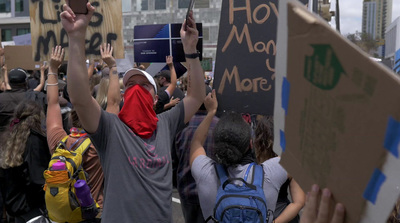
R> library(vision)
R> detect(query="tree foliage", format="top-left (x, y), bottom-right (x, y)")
top-left (346, 31), bottom-right (379, 57)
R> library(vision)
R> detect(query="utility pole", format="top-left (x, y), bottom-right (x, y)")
top-left (336, 0), bottom-right (340, 33)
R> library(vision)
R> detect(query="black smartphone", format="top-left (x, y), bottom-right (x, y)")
top-left (185, 0), bottom-right (195, 31)
top-left (69, 0), bottom-right (88, 15)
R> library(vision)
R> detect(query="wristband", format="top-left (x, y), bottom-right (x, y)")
top-left (47, 72), bottom-right (58, 77)
top-left (46, 83), bottom-right (58, 86)
top-left (185, 51), bottom-right (200, 59)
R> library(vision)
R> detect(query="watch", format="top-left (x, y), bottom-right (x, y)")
top-left (185, 51), bottom-right (200, 59)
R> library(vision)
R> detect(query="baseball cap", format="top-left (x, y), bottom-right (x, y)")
top-left (154, 70), bottom-right (171, 82)
top-left (123, 68), bottom-right (157, 94)
top-left (9, 68), bottom-right (28, 84)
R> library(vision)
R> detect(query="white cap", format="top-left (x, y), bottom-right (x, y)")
top-left (122, 68), bottom-right (157, 94)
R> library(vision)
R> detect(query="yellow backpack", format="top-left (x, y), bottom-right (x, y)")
top-left (43, 136), bottom-right (99, 223)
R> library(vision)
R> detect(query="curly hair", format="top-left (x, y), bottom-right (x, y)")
top-left (0, 100), bottom-right (44, 169)
top-left (388, 199), bottom-right (400, 223)
top-left (213, 112), bottom-right (251, 166)
top-left (254, 116), bottom-right (277, 164)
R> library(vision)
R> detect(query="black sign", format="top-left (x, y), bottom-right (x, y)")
top-left (213, 0), bottom-right (279, 115)
top-left (134, 23), bottom-right (203, 62)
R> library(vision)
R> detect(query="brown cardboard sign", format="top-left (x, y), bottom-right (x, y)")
top-left (274, 1), bottom-right (400, 222)
top-left (5, 45), bottom-right (41, 70)
top-left (29, 0), bottom-right (124, 62)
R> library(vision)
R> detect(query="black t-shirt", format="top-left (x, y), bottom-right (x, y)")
top-left (155, 86), bottom-right (185, 114)
top-left (4, 130), bottom-right (50, 217)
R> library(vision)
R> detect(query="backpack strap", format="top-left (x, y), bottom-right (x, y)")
top-left (215, 164), bottom-right (229, 186)
top-left (251, 164), bottom-right (264, 188)
top-left (244, 162), bottom-right (255, 181)
top-left (73, 137), bottom-right (92, 156)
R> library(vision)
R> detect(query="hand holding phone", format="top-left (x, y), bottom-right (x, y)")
top-left (69, 0), bottom-right (89, 15)
top-left (185, 0), bottom-right (195, 31)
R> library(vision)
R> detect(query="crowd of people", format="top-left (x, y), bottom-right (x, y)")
top-left (2, 1), bottom-right (399, 223)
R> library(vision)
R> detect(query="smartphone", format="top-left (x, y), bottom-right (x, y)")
top-left (69, 0), bottom-right (88, 14)
top-left (185, 0), bottom-right (195, 31)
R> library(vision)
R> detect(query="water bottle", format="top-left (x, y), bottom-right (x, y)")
top-left (51, 160), bottom-right (66, 170)
top-left (74, 180), bottom-right (98, 219)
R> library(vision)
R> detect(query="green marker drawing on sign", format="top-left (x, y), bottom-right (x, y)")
top-left (304, 45), bottom-right (345, 90)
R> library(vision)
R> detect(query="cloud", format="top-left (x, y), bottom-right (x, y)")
top-left (330, 0), bottom-right (400, 35)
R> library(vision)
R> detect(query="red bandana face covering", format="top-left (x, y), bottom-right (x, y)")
top-left (118, 84), bottom-right (158, 138)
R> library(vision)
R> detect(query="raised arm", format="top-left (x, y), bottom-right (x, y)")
top-left (181, 11), bottom-right (205, 123)
top-left (163, 55), bottom-right (180, 110)
top-left (34, 62), bottom-right (48, 92)
top-left (0, 44), bottom-right (4, 67)
top-left (61, 1), bottom-right (100, 133)
top-left (1, 64), bottom-right (11, 91)
top-left (100, 43), bottom-right (120, 115)
top-left (274, 179), bottom-right (306, 223)
top-left (46, 46), bottom-right (65, 132)
top-left (190, 90), bottom-right (217, 166)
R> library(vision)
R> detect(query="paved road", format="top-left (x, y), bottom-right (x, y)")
top-left (172, 189), bottom-right (185, 223)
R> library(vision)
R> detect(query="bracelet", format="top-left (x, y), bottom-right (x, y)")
top-left (47, 73), bottom-right (58, 77)
top-left (46, 83), bottom-right (58, 86)
top-left (109, 65), bottom-right (117, 68)
top-left (185, 51), bottom-right (200, 59)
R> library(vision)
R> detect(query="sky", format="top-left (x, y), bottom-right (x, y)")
top-left (330, 0), bottom-right (400, 36)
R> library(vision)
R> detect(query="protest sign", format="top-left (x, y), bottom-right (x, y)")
top-left (13, 33), bottom-right (32, 45)
top-left (212, 0), bottom-right (278, 115)
top-left (134, 23), bottom-right (202, 62)
top-left (5, 45), bottom-right (41, 70)
top-left (29, 0), bottom-right (124, 61)
top-left (274, 1), bottom-right (400, 222)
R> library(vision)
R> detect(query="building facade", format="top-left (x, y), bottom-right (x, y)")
top-left (362, 0), bottom-right (392, 41)
top-left (0, 0), bottom-right (30, 41)
top-left (385, 16), bottom-right (400, 73)
top-left (122, 0), bottom-right (222, 62)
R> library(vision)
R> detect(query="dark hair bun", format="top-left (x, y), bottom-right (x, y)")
top-left (214, 142), bottom-right (242, 166)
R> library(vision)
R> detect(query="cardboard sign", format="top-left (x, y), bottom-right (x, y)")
top-left (5, 45), bottom-right (41, 70)
top-left (274, 1), bottom-right (400, 222)
top-left (213, 0), bottom-right (279, 115)
top-left (133, 23), bottom-right (203, 62)
top-left (29, 0), bottom-right (124, 61)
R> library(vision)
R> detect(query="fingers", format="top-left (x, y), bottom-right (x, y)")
top-left (331, 203), bottom-right (345, 223)
top-left (302, 184), bottom-right (319, 222)
top-left (60, 48), bottom-right (65, 61)
top-left (317, 188), bottom-right (331, 222)
top-left (100, 43), bottom-right (104, 55)
top-left (86, 2), bottom-right (95, 20)
top-left (211, 89), bottom-right (216, 98)
top-left (62, 3), bottom-right (76, 22)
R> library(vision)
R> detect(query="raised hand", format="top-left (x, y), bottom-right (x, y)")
top-left (100, 43), bottom-right (116, 67)
top-left (169, 96), bottom-right (180, 107)
top-left (204, 89), bottom-right (217, 114)
top-left (180, 11), bottom-right (199, 54)
top-left (300, 185), bottom-right (345, 223)
top-left (166, 55), bottom-right (173, 67)
top-left (50, 46), bottom-right (65, 70)
top-left (60, 0), bottom-right (95, 38)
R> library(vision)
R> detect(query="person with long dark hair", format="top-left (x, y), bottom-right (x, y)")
top-left (0, 100), bottom-right (50, 222)
top-left (254, 117), bottom-right (305, 223)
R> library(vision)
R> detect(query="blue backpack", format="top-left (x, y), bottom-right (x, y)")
top-left (206, 162), bottom-right (269, 223)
